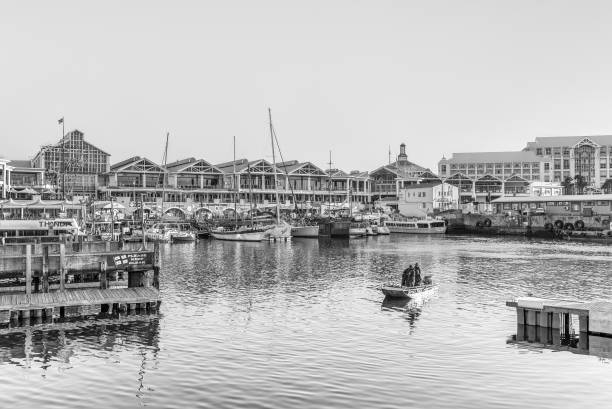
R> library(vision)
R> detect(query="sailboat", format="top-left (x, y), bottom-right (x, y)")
top-left (261, 108), bottom-right (292, 241)
top-left (210, 136), bottom-right (270, 242)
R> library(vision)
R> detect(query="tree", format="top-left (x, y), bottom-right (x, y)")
top-left (574, 174), bottom-right (588, 195)
top-left (602, 179), bottom-right (612, 194)
top-left (561, 176), bottom-right (573, 195)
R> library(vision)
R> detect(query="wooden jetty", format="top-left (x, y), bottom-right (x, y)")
top-left (507, 296), bottom-right (612, 354)
top-left (0, 238), bottom-right (160, 325)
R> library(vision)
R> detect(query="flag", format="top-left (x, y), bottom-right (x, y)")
top-left (58, 117), bottom-right (64, 124)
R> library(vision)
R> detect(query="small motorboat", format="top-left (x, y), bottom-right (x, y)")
top-left (380, 284), bottom-right (438, 299)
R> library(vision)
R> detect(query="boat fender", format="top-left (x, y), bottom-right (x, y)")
top-left (483, 218), bottom-right (492, 227)
top-left (574, 220), bottom-right (585, 230)
top-left (554, 220), bottom-right (564, 229)
top-left (544, 223), bottom-right (553, 231)
top-left (564, 222), bottom-right (574, 231)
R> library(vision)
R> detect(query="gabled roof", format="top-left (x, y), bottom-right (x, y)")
top-left (326, 168), bottom-right (349, 178)
top-left (216, 159), bottom-right (281, 175)
top-left (166, 158), bottom-right (223, 174)
top-left (370, 165), bottom-right (402, 177)
top-left (277, 161), bottom-right (326, 176)
top-left (110, 156), bottom-right (166, 173)
top-left (7, 160), bottom-right (37, 169)
top-left (526, 135), bottom-right (612, 149)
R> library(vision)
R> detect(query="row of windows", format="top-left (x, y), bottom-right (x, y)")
top-left (535, 146), bottom-right (610, 156)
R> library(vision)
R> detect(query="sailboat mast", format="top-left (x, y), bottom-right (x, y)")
top-left (268, 108), bottom-right (280, 225)
top-left (233, 136), bottom-right (237, 225)
top-left (328, 150), bottom-right (332, 215)
top-left (160, 132), bottom-right (169, 219)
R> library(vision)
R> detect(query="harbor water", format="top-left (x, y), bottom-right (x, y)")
top-left (1, 235), bottom-right (611, 408)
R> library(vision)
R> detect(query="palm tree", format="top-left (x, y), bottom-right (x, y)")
top-left (561, 176), bottom-right (574, 195)
top-left (602, 179), bottom-right (612, 194)
top-left (574, 174), bottom-right (588, 195)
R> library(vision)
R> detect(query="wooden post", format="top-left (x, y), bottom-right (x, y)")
top-left (42, 245), bottom-right (49, 293)
top-left (59, 243), bottom-right (66, 292)
top-left (100, 259), bottom-right (108, 289)
top-left (141, 193), bottom-right (146, 250)
top-left (153, 242), bottom-right (160, 289)
top-left (25, 244), bottom-right (32, 295)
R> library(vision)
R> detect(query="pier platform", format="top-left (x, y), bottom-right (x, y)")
top-left (0, 239), bottom-right (160, 325)
top-left (507, 296), bottom-right (612, 356)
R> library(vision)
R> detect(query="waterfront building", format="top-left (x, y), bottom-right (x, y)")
top-left (370, 143), bottom-right (434, 206)
top-left (523, 135), bottom-right (612, 188)
top-left (32, 129), bottom-right (110, 197)
top-left (398, 182), bottom-right (459, 217)
top-left (438, 136), bottom-right (612, 201)
top-left (0, 159), bottom-right (47, 200)
top-left (98, 156), bottom-right (167, 202)
top-left (437, 151), bottom-right (543, 203)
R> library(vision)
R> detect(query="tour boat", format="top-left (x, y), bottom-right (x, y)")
top-left (385, 219), bottom-right (447, 234)
top-left (0, 218), bottom-right (82, 237)
top-left (380, 284), bottom-right (438, 299)
top-left (291, 224), bottom-right (320, 238)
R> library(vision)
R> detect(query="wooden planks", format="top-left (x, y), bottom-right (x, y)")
top-left (0, 287), bottom-right (160, 311)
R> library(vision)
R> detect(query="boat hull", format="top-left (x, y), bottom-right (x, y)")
top-left (376, 226), bottom-right (390, 235)
top-left (380, 284), bottom-right (438, 299)
top-left (349, 227), bottom-right (366, 237)
top-left (211, 230), bottom-right (265, 242)
top-left (318, 220), bottom-right (351, 238)
top-left (386, 226), bottom-right (447, 234)
top-left (291, 225), bottom-right (319, 238)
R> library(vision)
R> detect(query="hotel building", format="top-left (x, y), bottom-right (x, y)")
top-left (438, 135), bottom-right (612, 202)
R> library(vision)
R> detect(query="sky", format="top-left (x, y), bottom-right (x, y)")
top-left (2, 0), bottom-right (612, 173)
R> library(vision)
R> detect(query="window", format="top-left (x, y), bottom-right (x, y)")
top-left (563, 147), bottom-right (570, 155)
top-left (554, 160), bottom-right (561, 170)
top-left (563, 159), bottom-right (570, 169)
top-left (536, 148), bottom-right (542, 155)
top-left (545, 148), bottom-right (552, 155)
top-left (440, 165), bottom-right (447, 173)
top-left (544, 163), bottom-right (550, 171)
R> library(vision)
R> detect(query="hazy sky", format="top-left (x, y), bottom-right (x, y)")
top-left (2, 1), bottom-right (612, 172)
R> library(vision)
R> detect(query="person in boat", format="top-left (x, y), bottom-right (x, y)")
top-left (401, 266), bottom-right (410, 287)
top-left (414, 263), bottom-right (422, 286)
top-left (402, 264), bottom-right (414, 287)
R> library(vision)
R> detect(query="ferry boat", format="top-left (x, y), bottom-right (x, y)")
top-left (0, 218), bottom-right (81, 238)
top-left (385, 219), bottom-right (447, 234)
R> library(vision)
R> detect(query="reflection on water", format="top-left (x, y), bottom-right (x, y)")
top-left (0, 313), bottom-right (160, 369)
top-left (508, 324), bottom-right (612, 360)
top-left (1, 235), bottom-right (612, 409)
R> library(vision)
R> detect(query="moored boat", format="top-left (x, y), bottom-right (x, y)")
top-left (349, 222), bottom-right (367, 238)
top-left (385, 219), bottom-right (447, 234)
top-left (291, 224), bottom-right (319, 238)
top-left (210, 225), bottom-right (270, 242)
